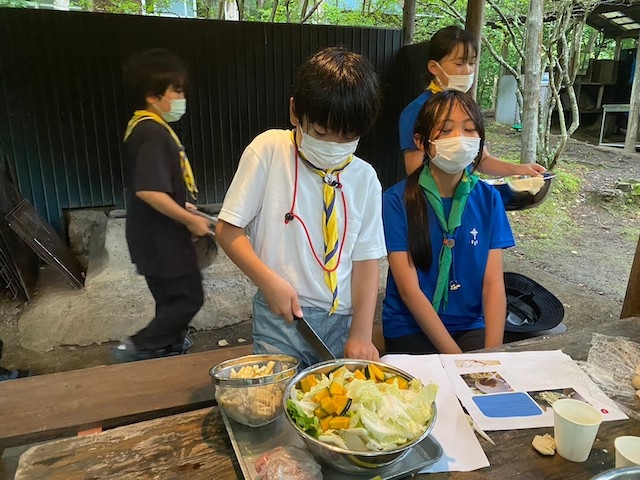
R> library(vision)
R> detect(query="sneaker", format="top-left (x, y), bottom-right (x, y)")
top-left (0, 367), bottom-right (31, 381)
top-left (111, 338), bottom-right (180, 364)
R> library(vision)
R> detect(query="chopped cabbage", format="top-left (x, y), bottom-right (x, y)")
top-left (286, 366), bottom-right (438, 451)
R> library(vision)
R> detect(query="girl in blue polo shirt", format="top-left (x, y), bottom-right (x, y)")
top-left (399, 25), bottom-right (546, 178)
top-left (383, 90), bottom-right (515, 354)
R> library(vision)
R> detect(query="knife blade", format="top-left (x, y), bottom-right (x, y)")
top-left (295, 315), bottom-right (335, 361)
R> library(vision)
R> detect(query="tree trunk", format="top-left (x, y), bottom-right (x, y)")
top-left (465, 0), bottom-right (485, 100)
top-left (269, 0), bottom-right (278, 21)
top-left (402, 0), bottom-right (415, 46)
top-left (521, 0), bottom-right (542, 163)
top-left (624, 34), bottom-right (640, 154)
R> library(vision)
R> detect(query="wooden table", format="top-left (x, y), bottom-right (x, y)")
top-left (15, 317), bottom-right (640, 480)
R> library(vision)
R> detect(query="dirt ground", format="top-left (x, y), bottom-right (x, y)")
top-left (0, 121), bottom-right (639, 376)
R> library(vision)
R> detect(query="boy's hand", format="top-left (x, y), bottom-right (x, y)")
top-left (344, 337), bottom-right (379, 362)
top-left (261, 275), bottom-right (303, 322)
top-left (187, 214), bottom-right (212, 237)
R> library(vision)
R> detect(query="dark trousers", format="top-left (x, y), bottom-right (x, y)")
top-left (132, 270), bottom-right (204, 351)
top-left (385, 328), bottom-right (487, 354)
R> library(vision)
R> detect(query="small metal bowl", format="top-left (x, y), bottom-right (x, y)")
top-left (484, 172), bottom-right (556, 211)
top-left (283, 359), bottom-right (437, 474)
top-left (590, 467), bottom-right (640, 479)
top-left (210, 354), bottom-right (299, 427)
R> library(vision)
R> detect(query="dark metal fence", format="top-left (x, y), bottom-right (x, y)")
top-left (0, 8), bottom-right (411, 234)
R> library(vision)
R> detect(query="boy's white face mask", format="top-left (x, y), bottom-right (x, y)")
top-left (298, 129), bottom-right (359, 170)
top-left (155, 98), bottom-right (187, 123)
top-left (429, 136), bottom-right (480, 174)
top-left (435, 62), bottom-right (475, 93)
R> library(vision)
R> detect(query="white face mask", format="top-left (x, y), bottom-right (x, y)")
top-left (298, 129), bottom-right (359, 170)
top-left (155, 98), bottom-right (186, 123)
top-left (429, 136), bottom-right (480, 174)
top-left (435, 62), bottom-right (475, 93)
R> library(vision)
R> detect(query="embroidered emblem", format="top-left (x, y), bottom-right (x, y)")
top-left (470, 228), bottom-right (479, 246)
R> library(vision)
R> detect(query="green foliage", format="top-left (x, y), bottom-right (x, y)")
top-left (0, 0), bottom-right (29, 7)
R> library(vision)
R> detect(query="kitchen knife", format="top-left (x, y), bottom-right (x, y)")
top-left (192, 209), bottom-right (218, 237)
top-left (295, 315), bottom-right (335, 361)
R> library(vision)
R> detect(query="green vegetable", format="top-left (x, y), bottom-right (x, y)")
top-left (286, 399), bottom-right (321, 438)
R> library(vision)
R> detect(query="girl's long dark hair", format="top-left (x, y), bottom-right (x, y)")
top-left (405, 90), bottom-right (485, 271)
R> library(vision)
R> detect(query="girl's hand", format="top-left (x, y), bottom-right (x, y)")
top-left (517, 163), bottom-right (546, 176)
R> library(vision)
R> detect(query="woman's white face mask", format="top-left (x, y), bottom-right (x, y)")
top-left (298, 129), bottom-right (359, 170)
top-left (435, 62), bottom-right (475, 93)
top-left (429, 136), bottom-right (480, 174)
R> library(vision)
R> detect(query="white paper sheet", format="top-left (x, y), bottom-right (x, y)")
top-left (381, 354), bottom-right (490, 473)
top-left (439, 350), bottom-right (628, 431)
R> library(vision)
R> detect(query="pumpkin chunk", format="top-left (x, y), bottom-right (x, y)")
top-left (329, 381), bottom-right (347, 396)
top-left (314, 387), bottom-right (331, 403)
top-left (328, 416), bottom-right (350, 430)
top-left (385, 375), bottom-right (409, 389)
top-left (300, 375), bottom-right (318, 393)
top-left (320, 396), bottom-right (337, 415)
top-left (332, 395), bottom-right (351, 415)
top-left (320, 416), bottom-right (333, 431)
top-left (353, 369), bottom-right (366, 380)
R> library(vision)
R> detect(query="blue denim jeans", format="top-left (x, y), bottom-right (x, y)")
top-left (252, 291), bottom-right (352, 369)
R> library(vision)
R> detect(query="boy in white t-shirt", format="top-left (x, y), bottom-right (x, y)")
top-left (216, 47), bottom-right (386, 368)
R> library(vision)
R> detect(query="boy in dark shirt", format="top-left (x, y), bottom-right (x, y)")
top-left (112, 49), bottom-right (211, 363)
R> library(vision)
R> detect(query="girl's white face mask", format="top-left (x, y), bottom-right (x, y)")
top-left (429, 136), bottom-right (480, 174)
top-left (155, 98), bottom-right (186, 123)
top-left (298, 129), bottom-right (359, 170)
top-left (435, 62), bottom-right (475, 93)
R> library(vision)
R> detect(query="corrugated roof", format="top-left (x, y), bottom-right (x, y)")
top-left (587, 2), bottom-right (640, 39)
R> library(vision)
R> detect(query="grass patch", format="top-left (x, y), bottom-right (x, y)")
top-left (621, 226), bottom-right (640, 243)
top-left (507, 165), bottom-right (583, 256)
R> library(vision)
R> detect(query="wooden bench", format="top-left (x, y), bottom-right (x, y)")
top-left (0, 323), bottom-right (385, 451)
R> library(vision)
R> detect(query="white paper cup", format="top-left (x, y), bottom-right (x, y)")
top-left (615, 436), bottom-right (640, 468)
top-left (553, 398), bottom-right (603, 462)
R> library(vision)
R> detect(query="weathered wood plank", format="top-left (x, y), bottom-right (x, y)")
top-left (15, 408), bottom-right (240, 480)
top-left (0, 344), bottom-right (252, 449)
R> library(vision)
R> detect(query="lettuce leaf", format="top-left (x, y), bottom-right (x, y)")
top-left (286, 399), bottom-right (320, 438)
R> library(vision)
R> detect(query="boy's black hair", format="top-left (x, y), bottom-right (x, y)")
top-left (292, 46), bottom-right (381, 138)
top-left (425, 25), bottom-right (478, 85)
top-left (123, 49), bottom-right (188, 110)
top-left (405, 90), bottom-right (485, 271)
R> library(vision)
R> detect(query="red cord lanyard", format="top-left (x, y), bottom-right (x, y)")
top-left (284, 141), bottom-right (348, 274)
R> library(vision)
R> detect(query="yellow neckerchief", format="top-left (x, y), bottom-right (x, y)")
top-left (123, 110), bottom-right (198, 200)
top-left (427, 81), bottom-right (443, 94)
top-left (290, 130), bottom-right (352, 314)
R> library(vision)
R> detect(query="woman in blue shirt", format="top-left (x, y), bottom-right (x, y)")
top-left (384, 90), bottom-right (515, 354)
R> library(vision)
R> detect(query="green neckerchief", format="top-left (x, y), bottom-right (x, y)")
top-left (418, 165), bottom-right (479, 313)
